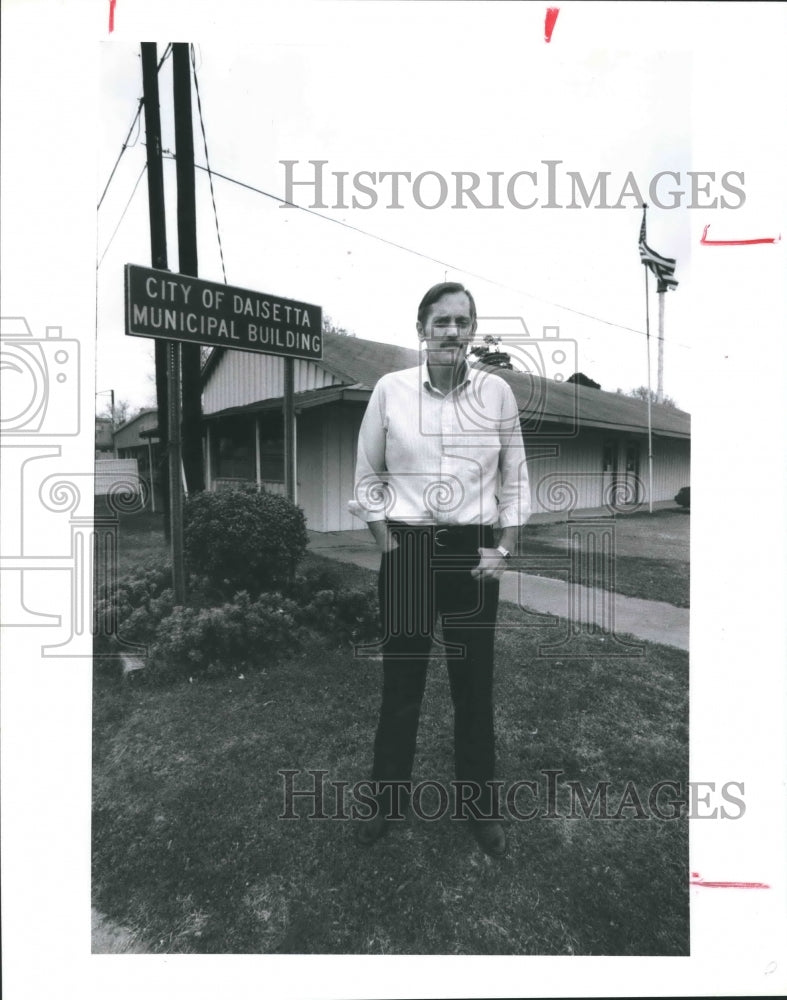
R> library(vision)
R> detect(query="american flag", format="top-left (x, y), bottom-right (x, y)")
top-left (639, 207), bottom-right (679, 291)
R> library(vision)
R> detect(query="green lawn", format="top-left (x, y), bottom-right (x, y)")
top-left (93, 514), bottom-right (689, 955)
top-left (96, 505), bottom-right (171, 581)
top-left (520, 508), bottom-right (690, 607)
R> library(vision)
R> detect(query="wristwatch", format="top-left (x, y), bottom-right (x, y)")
top-left (496, 545), bottom-right (512, 560)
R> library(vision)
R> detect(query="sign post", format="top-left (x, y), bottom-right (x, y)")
top-left (167, 341), bottom-right (186, 604)
top-left (139, 42), bottom-right (172, 549)
top-left (283, 357), bottom-right (295, 502)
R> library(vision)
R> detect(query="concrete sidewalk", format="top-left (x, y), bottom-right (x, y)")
top-left (307, 529), bottom-right (689, 652)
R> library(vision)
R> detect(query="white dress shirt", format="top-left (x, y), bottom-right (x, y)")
top-left (349, 363), bottom-right (531, 528)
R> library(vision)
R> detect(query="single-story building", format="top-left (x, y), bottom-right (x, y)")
top-left (95, 416), bottom-right (115, 457)
top-left (200, 333), bottom-right (690, 531)
top-left (113, 408), bottom-right (163, 511)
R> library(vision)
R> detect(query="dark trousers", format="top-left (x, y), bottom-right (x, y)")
top-left (371, 522), bottom-right (500, 816)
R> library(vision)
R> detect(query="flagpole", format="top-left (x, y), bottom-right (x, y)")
top-left (638, 201), bottom-right (677, 513)
top-left (644, 264), bottom-right (654, 515)
top-left (657, 285), bottom-right (665, 403)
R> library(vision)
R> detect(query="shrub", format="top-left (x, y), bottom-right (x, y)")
top-left (146, 591), bottom-right (302, 682)
top-left (135, 581), bottom-right (379, 683)
top-left (289, 559), bottom-right (351, 603)
top-left (184, 484), bottom-right (308, 596)
top-left (288, 560), bottom-right (380, 641)
top-left (294, 586), bottom-right (379, 643)
top-left (94, 542), bottom-right (381, 684)
top-left (674, 486), bottom-right (690, 509)
top-left (93, 559), bottom-right (176, 656)
top-left (332, 587), bottom-right (380, 642)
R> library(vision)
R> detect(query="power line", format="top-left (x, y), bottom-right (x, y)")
top-left (190, 44), bottom-right (227, 283)
top-left (97, 44), bottom-right (172, 211)
top-left (160, 156), bottom-right (689, 349)
top-left (97, 162), bottom-right (148, 269)
top-left (127, 110), bottom-right (142, 150)
top-left (97, 97), bottom-right (144, 211)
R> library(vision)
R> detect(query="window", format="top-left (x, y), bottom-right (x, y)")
top-left (625, 441), bottom-right (640, 475)
top-left (258, 413), bottom-right (284, 483)
top-left (602, 441), bottom-right (617, 473)
top-left (216, 416), bottom-right (254, 481)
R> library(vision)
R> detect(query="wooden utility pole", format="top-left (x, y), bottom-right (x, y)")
top-left (172, 42), bottom-right (205, 495)
top-left (140, 42), bottom-right (170, 538)
top-left (141, 42), bottom-right (185, 602)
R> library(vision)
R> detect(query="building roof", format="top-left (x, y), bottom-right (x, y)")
top-left (113, 408), bottom-right (158, 434)
top-left (317, 335), bottom-right (421, 389)
top-left (200, 336), bottom-right (420, 390)
top-left (202, 334), bottom-right (690, 439)
top-left (488, 367), bottom-right (690, 438)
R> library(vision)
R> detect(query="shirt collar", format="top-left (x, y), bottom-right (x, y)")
top-left (421, 359), bottom-right (474, 397)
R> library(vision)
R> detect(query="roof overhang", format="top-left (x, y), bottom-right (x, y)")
top-left (203, 384), bottom-right (355, 420)
top-left (203, 387), bottom-right (690, 439)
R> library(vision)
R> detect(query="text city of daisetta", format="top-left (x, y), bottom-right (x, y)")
top-left (129, 272), bottom-right (318, 356)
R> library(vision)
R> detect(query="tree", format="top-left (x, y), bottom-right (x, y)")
top-left (322, 314), bottom-right (355, 337)
top-left (98, 397), bottom-right (134, 429)
top-left (567, 372), bottom-right (601, 390)
top-left (469, 335), bottom-right (514, 370)
top-left (617, 386), bottom-right (679, 409)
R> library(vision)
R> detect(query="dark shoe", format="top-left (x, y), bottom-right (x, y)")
top-left (354, 810), bottom-right (389, 847)
top-left (355, 784), bottom-right (409, 846)
top-left (469, 820), bottom-right (507, 858)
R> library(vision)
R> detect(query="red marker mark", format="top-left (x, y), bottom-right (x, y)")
top-left (545, 8), bottom-right (560, 43)
top-left (109, 0), bottom-right (116, 33)
top-left (701, 224), bottom-right (781, 246)
top-left (691, 872), bottom-right (770, 889)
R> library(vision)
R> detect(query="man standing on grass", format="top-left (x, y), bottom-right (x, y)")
top-left (348, 281), bottom-right (531, 857)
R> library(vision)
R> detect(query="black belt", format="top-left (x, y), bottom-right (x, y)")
top-left (387, 521), bottom-right (493, 552)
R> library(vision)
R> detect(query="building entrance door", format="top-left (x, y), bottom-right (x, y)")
top-left (602, 440), bottom-right (619, 509)
top-left (622, 440), bottom-right (641, 505)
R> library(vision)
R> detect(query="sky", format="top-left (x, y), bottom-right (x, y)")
top-left (3, 3), bottom-right (787, 999)
top-left (95, 31), bottom-right (699, 414)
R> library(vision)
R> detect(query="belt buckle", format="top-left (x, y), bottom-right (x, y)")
top-left (434, 527), bottom-right (449, 548)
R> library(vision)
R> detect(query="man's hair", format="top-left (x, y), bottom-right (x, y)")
top-left (417, 282), bottom-right (477, 327)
